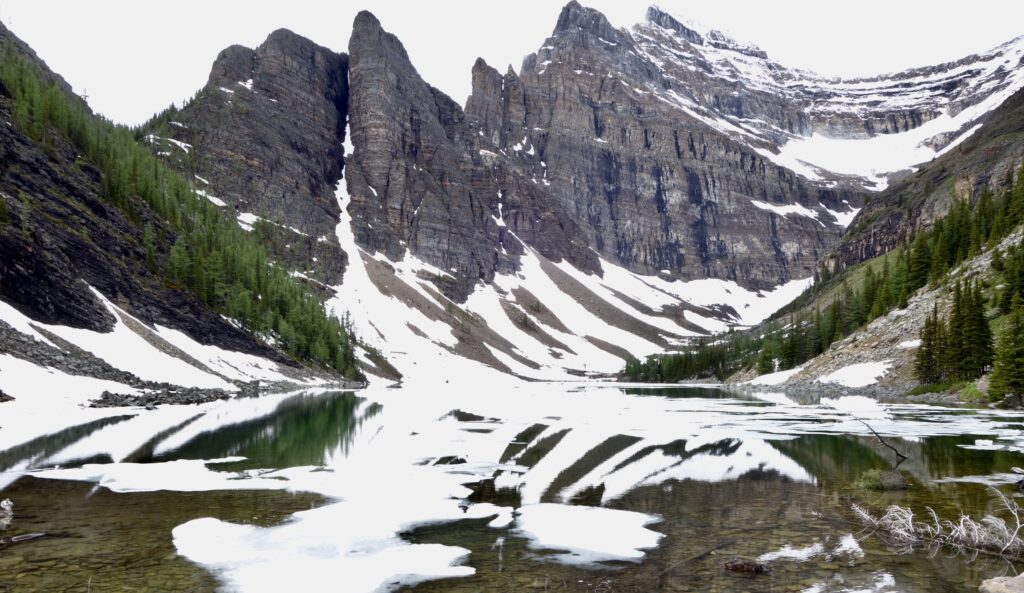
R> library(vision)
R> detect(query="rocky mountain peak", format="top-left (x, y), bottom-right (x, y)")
top-left (644, 6), bottom-right (704, 46)
top-left (466, 58), bottom-right (503, 137)
top-left (553, 0), bottom-right (621, 42)
top-left (208, 45), bottom-right (256, 87)
top-left (141, 26), bottom-right (350, 285)
top-left (351, 9), bottom-right (413, 66)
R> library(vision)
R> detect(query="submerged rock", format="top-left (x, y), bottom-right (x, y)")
top-left (724, 558), bottom-right (771, 575)
top-left (568, 483), bottom-right (606, 507)
top-left (856, 468), bottom-right (908, 491)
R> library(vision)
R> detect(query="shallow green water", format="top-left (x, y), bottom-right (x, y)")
top-left (1, 387), bottom-right (1022, 592)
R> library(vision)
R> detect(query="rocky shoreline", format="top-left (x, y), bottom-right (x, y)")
top-left (88, 378), bottom-right (367, 408)
top-left (0, 318), bottom-right (366, 410)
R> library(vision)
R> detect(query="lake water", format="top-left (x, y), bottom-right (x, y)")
top-left (1, 384), bottom-right (1023, 592)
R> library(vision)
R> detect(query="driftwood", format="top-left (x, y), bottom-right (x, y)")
top-left (853, 487), bottom-right (1024, 559)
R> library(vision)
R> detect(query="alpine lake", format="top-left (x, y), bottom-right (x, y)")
top-left (1, 384), bottom-right (1023, 593)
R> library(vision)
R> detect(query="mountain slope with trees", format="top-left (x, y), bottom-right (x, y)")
top-left (0, 26), bottom-right (363, 384)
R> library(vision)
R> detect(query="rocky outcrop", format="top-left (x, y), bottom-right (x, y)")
top-left (144, 29), bottom-right (350, 284)
top-left (344, 11), bottom-right (519, 299)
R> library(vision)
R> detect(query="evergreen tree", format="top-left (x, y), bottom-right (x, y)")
top-left (915, 305), bottom-right (939, 385)
top-left (990, 298), bottom-right (1024, 400)
top-left (948, 280), bottom-right (966, 379)
top-left (142, 223), bottom-right (157, 273)
top-left (975, 280), bottom-right (994, 371)
top-left (908, 232), bottom-right (932, 292)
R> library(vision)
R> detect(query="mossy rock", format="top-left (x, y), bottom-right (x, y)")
top-left (856, 468), bottom-right (908, 491)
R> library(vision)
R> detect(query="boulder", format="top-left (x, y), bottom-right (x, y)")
top-left (981, 574), bottom-right (1024, 593)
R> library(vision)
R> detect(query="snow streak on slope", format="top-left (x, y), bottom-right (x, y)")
top-left (327, 129), bottom-right (811, 383)
top-left (0, 287), bottom-right (316, 451)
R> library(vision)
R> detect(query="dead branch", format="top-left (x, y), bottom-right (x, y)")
top-left (856, 418), bottom-right (907, 462)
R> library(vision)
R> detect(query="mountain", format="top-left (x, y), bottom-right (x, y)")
top-left (0, 22), bottom-right (363, 408)
top-left (3, 2), bottom-right (1024, 389)
top-left (829, 84), bottom-right (1024, 272)
top-left (143, 29), bottom-right (350, 287)
top-left (134, 2), bottom-right (1024, 382)
top-left (637, 6), bottom-right (1024, 191)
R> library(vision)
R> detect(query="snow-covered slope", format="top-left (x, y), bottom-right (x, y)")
top-left (635, 7), bottom-right (1024, 190)
top-left (0, 287), bottom-right (333, 450)
top-left (328, 140), bottom-right (808, 384)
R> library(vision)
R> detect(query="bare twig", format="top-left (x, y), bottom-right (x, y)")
top-left (856, 418), bottom-right (907, 461)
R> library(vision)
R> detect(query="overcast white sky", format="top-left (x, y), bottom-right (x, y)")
top-left (1, 1), bottom-right (1022, 125)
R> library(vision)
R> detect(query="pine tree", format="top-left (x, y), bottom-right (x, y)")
top-left (933, 310), bottom-right (950, 382)
top-left (168, 237), bottom-right (189, 285)
top-left (948, 280), bottom-right (966, 379)
top-left (929, 230), bottom-right (949, 284)
top-left (758, 330), bottom-right (781, 374)
top-left (908, 232), bottom-right (932, 292)
top-left (990, 297), bottom-right (1024, 400)
top-left (862, 267), bottom-right (877, 321)
top-left (915, 306), bottom-right (938, 385)
top-left (971, 280), bottom-right (994, 376)
top-left (142, 223), bottom-right (157, 273)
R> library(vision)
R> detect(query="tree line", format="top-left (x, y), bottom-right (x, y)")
top-left (914, 280), bottom-right (992, 385)
top-left (0, 46), bottom-right (362, 378)
top-left (622, 332), bottom-right (760, 382)
top-left (625, 163), bottom-right (1024, 391)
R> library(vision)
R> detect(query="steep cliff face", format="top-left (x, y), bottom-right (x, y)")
top-left (342, 4), bottom-right (856, 297)
top-left (144, 29), bottom-right (349, 285)
top-left (344, 12), bottom-right (513, 299)
top-left (462, 2), bottom-right (858, 290)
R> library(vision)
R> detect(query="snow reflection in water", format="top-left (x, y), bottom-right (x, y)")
top-left (1, 384), bottom-right (1024, 592)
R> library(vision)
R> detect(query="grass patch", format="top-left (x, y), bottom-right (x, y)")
top-left (959, 381), bottom-right (989, 403)
top-left (907, 381), bottom-right (966, 396)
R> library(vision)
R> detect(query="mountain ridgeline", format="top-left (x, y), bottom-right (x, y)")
top-left (3, 1), bottom-right (1024, 386)
top-left (150, 4), bottom-right (866, 304)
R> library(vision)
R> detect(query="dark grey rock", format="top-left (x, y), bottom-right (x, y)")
top-left (145, 28), bottom-right (350, 285)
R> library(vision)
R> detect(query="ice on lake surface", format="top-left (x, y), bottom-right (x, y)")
top-left (2, 383), bottom-right (1024, 592)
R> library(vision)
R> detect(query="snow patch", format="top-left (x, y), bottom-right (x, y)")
top-left (816, 361), bottom-right (892, 388)
top-left (747, 367), bottom-right (802, 386)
